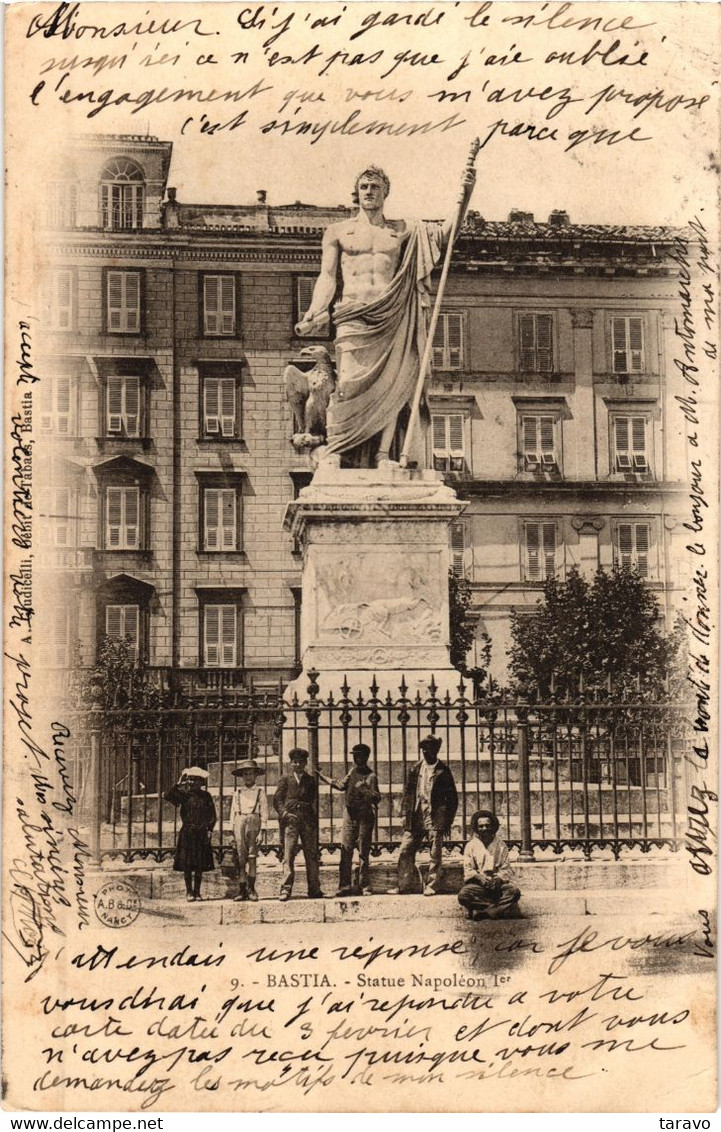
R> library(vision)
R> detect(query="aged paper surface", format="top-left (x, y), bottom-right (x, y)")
top-left (3, 0), bottom-right (719, 1114)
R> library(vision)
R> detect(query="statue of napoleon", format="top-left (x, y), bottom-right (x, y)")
top-left (290, 152), bottom-right (477, 469)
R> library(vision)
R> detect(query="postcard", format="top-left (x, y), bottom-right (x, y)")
top-left (3, 1), bottom-right (718, 1113)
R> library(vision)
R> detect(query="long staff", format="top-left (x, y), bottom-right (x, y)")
top-left (399, 138), bottom-right (481, 469)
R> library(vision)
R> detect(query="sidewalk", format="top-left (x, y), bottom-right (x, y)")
top-left (92, 855), bottom-right (688, 925)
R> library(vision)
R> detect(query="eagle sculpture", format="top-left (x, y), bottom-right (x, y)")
top-left (284, 345), bottom-right (337, 450)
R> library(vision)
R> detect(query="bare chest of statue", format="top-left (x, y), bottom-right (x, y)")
top-left (339, 219), bottom-right (407, 306)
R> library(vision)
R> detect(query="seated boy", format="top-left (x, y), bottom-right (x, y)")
top-left (458, 810), bottom-right (521, 920)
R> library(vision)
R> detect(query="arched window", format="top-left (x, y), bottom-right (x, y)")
top-left (100, 157), bottom-right (144, 230)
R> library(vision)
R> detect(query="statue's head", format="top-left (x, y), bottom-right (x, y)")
top-left (352, 166), bottom-right (390, 207)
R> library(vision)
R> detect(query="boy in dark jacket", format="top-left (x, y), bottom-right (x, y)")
top-left (164, 767), bottom-right (217, 902)
top-left (318, 742), bottom-right (381, 897)
top-left (273, 748), bottom-right (324, 901)
top-left (395, 735), bottom-right (458, 896)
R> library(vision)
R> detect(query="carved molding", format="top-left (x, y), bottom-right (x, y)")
top-left (571, 516), bottom-right (606, 533)
top-left (306, 646), bottom-right (451, 670)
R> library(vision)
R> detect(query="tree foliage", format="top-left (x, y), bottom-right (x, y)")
top-left (509, 565), bottom-right (686, 701)
top-left (68, 636), bottom-right (166, 713)
top-left (448, 569), bottom-right (492, 695)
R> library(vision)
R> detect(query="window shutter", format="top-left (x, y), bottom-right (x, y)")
top-left (297, 277), bottom-right (315, 320)
top-left (123, 488), bottom-right (139, 549)
top-left (204, 489), bottom-right (220, 550)
top-left (54, 487), bottom-right (70, 547)
top-left (448, 414), bottom-right (464, 455)
top-left (542, 522), bottom-right (556, 578)
top-left (617, 523), bottom-right (634, 568)
top-left (611, 317), bottom-right (628, 372)
top-left (53, 270), bottom-right (73, 330)
top-left (522, 416), bottom-right (537, 453)
top-left (107, 271), bottom-right (123, 331)
top-left (519, 314), bottom-right (536, 371)
top-left (628, 318), bottom-right (644, 372)
top-left (450, 522), bottom-right (465, 574)
top-left (220, 379), bottom-right (236, 437)
top-left (53, 607), bottom-right (69, 667)
top-left (448, 314), bottom-right (463, 368)
top-left (106, 604), bottom-right (123, 639)
top-left (55, 377), bottom-right (71, 434)
top-left (220, 277), bottom-right (236, 335)
top-left (525, 523), bottom-right (541, 580)
top-left (631, 417), bottom-right (646, 453)
top-left (204, 276), bottom-right (220, 335)
top-left (432, 415), bottom-right (447, 452)
top-left (205, 606), bottom-right (220, 666)
top-left (539, 417), bottom-right (555, 453)
top-left (106, 488), bottom-right (122, 547)
top-left (122, 606), bottom-right (140, 655)
top-left (432, 317), bottom-right (445, 368)
top-left (615, 416), bottom-right (630, 452)
top-left (124, 273), bottom-right (140, 332)
top-left (635, 523), bottom-right (650, 577)
top-left (536, 314), bottom-right (553, 372)
top-left (204, 379), bottom-right (220, 433)
top-left (107, 377), bottom-right (123, 432)
top-left (221, 490), bottom-right (236, 550)
top-left (221, 606), bottom-right (237, 666)
top-left (124, 377), bottom-right (140, 436)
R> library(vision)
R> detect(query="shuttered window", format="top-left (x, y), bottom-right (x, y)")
top-left (51, 269), bottom-right (74, 331)
top-left (519, 313), bottom-right (553, 373)
top-left (615, 523), bottom-right (651, 578)
top-left (46, 182), bottom-right (77, 228)
top-left (450, 522), bottom-right (466, 576)
top-left (204, 488), bottom-right (238, 551)
top-left (107, 376), bottom-right (141, 436)
top-left (432, 312), bottom-right (464, 370)
top-left (51, 487), bottom-right (71, 548)
top-left (521, 414), bottom-right (559, 470)
top-left (105, 604), bottom-right (140, 658)
top-left (203, 377), bottom-right (237, 437)
top-left (524, 522), bottom-right (557, 581)
top-left (613, 414), bottom-right (648, 472)
top-left (203, 275), bottom-right (236, 336)
top-left (204, 604), bottom-right (238, 667)
top-left (106, 486), bottom-right (140, 550)
top-left (431, 413), bottom-right (465, 471)
top-left (40, 377), bottom-right (73, 434)
top-left (107, 271), bottom-right (141, 333)
top-left (611, 317), bottom-right (644, 374)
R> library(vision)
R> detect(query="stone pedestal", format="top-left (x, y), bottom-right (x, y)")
top-left (284, 464), bottom-right (466, 697)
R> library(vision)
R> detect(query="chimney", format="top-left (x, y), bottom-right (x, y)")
top-left (508, 209), bottom-right (534, 224)
top-left (256, 190), bottom-right (267, 204)
top-left (163, 187), bottom-right (179, 230)
top-left (548, 209), bottom-right (570, 227)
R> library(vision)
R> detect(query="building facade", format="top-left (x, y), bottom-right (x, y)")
top-left (37, 134), bottom-right (690, 689)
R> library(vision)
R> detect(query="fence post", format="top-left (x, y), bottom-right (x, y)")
top-left (88, 680), bottom-right (104, 866)
top-left (306, 668), bottom-right (321, 862)
top-left (515, 676), bottom-right (534, 861)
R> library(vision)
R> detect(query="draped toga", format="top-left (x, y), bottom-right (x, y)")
top-left (325, 220), bottom-right (445, 458)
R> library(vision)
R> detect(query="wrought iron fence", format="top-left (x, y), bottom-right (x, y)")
top-left (65, 671), bottom-right (692, 864)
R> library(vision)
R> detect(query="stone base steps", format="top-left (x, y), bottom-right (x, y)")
top-left (90, 856), bottom-right (686, 904)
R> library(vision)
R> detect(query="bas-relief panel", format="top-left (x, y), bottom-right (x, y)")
top-left (313, 551), bottom-right (445, 646)
top-left (307, 520), bottom-right (449, 546)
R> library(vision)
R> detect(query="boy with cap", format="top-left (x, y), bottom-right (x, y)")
top-left (164, 767), bottom-right (217, 902)
top-left (458, 810), bottom-right (521, 920)
top-left (230, 759), bottom-right (269, 902)
top-left (318, 743), bottom-right (381, 897)
top-left (273, 748), bottom-right (324, 901)
top-left (396, 735), bottom-right (458, 896)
